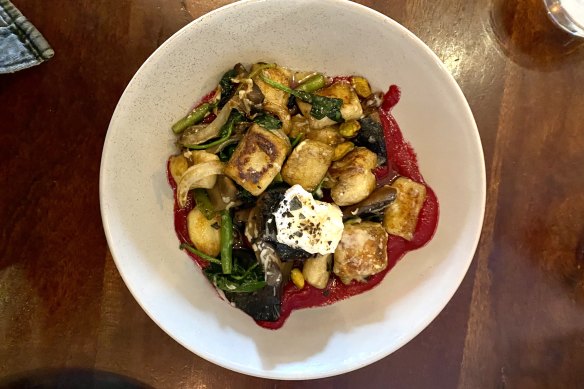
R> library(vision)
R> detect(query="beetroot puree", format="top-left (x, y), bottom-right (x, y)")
top-left (168, 85), bottom-right (439, 330)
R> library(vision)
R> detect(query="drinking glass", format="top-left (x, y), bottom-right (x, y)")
top-left (543, 0), bottom-right (584, 37)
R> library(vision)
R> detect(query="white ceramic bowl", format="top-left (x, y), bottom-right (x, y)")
top-left (100, 0), bottom-right (485, 380)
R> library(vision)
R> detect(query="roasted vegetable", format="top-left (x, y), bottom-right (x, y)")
top-left (190, 151), bottom-right (221, 188)
top-left (383, 177), bottom-right (427, 240)
top-left (291, 268), bottom-right (305, 289)
top-left (183, 109), bottom-right (246, 150)
top-left (332, 141), bottom-right (355, 161)
top-left (342, 185), bottom-right (397, 218)
top-left (281, 139), bottom-right (334, 191)
top-left (328, 147), bottom-right (377, 206)
top-left (242, 192), bottom-right (303, 321)
top-left (224, 124), bottom-right (291, 196)
top-left (260, 73), bottom-right (343, 123)
top-left (339, 120), bottom-right (361, 138)
top-left (218, 66), bottom-right (239, 108)
top-left (168, 62), bottom-right (434, 325)
top-left (220, 209), bottom-right (233, 274)
top-left (351, 76), bottom-right (372, 98)
top-left (296, 81), bottom-right (363, 129)
top-left (262, 102), bottom-right (291, 134)
top-left (253, 64), bottom-right (291, 108)
top-left (180, 243), bottom-right (222, 264)
top-left (223, 243), bottom-right (283, 321)
top-left (356, 111), bottom-right (387, 165)
top-left (176, 159), bottom-right (224, 208)
top-left (290, 133), bottom-right (303, 147)
top-left (217, 142), bottom-right (238, 162)
top-left (178, 124), bottom-right (221, 148)
top-left (207, 263), bottom-right (266, 292)
top-left (187, 207), bottom-right (221, 257)
top-left (253, 112), bottom-right (281, 130)
top-left (295, 73), bottom-right (326, 92)
top-left (333, 222), bottom-right (388, 284)
top-left (194, 189), bottom-right (215, 219)
top-left (246, 83), bottom-right (265, 105)
top-left (172, 103), bottom-right (214, 134)
top-left (205, 249), bottom-right (267, 293)
top-left (207, 176), bottom-right (238, 211)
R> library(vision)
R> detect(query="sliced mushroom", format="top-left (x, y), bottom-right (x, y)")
top-left (246, 82), bottom-right (265, 105)
top-left (207, 176), bottom-right (238, 211)
top-left (342, 185), bottom-right (397, 218)
top-left (355, 111), bottom-right (387, 166)
top-left (231, 196), bottom-right (302, 322)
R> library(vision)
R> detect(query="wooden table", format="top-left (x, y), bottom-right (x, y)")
top-left (1, 0), bottom-right (583, 387)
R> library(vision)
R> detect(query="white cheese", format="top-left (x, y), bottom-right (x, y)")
top-left (273, 185), bottom-right (344, 255)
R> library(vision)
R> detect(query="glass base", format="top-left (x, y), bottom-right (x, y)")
top-left (543, 0), bottom-right (584, 38)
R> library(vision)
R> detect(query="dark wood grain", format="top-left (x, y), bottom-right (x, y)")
top-left (1, 0), bottom-right (583, 388)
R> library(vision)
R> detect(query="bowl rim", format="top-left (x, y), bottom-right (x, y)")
top-left (100, 0), bottom-right (486, 379)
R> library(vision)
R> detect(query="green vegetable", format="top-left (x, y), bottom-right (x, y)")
top-left (272, 172), bottom-right (283, 184)
top-left (194, 189), bottom-right (215, 219)
top-left (260, 73), bottom-right (343, 122)
top-left (218, 143), bottom-right (238, 162)
top-left (183, 242), bottom-right (267, 293)
top-left (268, 172), bottom-right (284, 188)
top-left (305, 94), bottom-right (343, 122)
top-left (229, 262), bottom-right (260, 281)
top-left (172, 103), bottom-right (213, 134)
top-left (290, 133), bottom-right (303, 147)
top-left (218, 68), bottom-right (238, 108)
top-left (295, 73), bottom-right (326, 92)
top-left (179, 243), bottom-right (222, 265)
top-left (204, 261), bottom-right (266, 293)
top-left (220, 209), bottom-right (233, 274)
top-left (249, 62), bottom-right (276, 79)
top-left (312, 178), bottom-right (324, 199)
top-left (236, 187), bottom-right (255, 204)
top-left (253, 112), bottom-right (282, 130)
top-left (184, 109), bottom-right (245, 150)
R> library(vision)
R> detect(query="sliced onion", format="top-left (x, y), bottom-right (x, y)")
top-left (195, 99), bottom-right (239, 144)
top-left (263, 102), bottom-right (291, 135)
top-left (177, 161), bottom-right (224, 208)
top-left (179, 124), bottom-right (219, 147)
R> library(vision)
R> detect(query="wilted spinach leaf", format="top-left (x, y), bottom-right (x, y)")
top-left (260, 73), bottom-right (343, 122)
top-left (218, 143), bottom-right (238, 162)
top-left (254, 112), bottom-right (282, 130)
top-left (218, 68), bottom-right (238, 108)
top-left (204, 260), bottom-right (266, 293)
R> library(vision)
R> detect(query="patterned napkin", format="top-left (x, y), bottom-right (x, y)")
top-left (0, 0), bottom-right (53, 73)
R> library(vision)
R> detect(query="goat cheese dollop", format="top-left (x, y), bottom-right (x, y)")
top-left (273, 185), bottom-right (344, 254)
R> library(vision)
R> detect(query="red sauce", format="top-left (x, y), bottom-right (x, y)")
top-left (169, 84), bottom-right (439, 329)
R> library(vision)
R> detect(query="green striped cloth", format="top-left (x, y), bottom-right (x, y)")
top-left (0, 0), bottom-right (53, 73)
